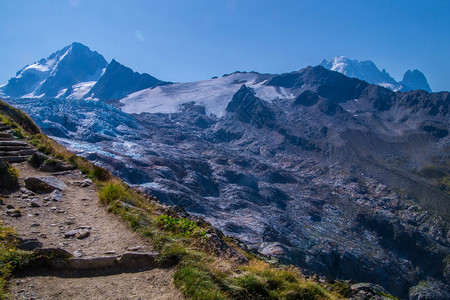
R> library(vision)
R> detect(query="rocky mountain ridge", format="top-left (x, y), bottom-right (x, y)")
top-left (85, 59), bottom-right (167, 101)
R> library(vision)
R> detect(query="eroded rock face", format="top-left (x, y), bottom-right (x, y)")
top-left (409, 278), bottom-right (450, 300)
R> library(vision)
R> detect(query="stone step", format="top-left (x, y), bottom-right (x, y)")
top-left (0, 150), bottom-right (35, 156)
top-left (0, 133), bottom-right (13, 139)
top-left (0, 126), bottom-right (11, 132)
top-left (0, 156), bottom-right (30, 163)
top-left (0, 146), bottom-right (31, 151)
top-left (67, 252), bottom-right (159, 270)
top-left (0, 140), bottom-right (29, 147)
top-left (0, 151), bottom-right (20, 156)
top-left (20, 149), bottom-right (36, 156)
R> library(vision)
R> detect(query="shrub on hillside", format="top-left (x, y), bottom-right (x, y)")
top-left (27, 153), bottom-right (48, 168)
top-left (0, 223), bottom-right (36, 298)
top-left (0, 161), bottom-right (18, 189)
top-left (0, 100), bottom-right (40, 134)
top-left (157, 215), bottom-right (206, 238)
top-left (420, 165), bottom-right (447, 179)
top-left (90, 165), bottom-right (112, 181)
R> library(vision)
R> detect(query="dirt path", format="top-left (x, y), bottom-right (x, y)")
top-left (1, 161), bottom-right (182, 300)
top-left (10, 269), bottom-right (181, 300)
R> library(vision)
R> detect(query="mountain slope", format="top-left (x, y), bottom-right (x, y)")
top-left (320, 56), bottom-right (433, 92)
top-left (85, 59), bottom-right (168, 101)
top-left (120, 71), bottom-right (293, 117)
top-left (0, 42), bottom-right (107, 99)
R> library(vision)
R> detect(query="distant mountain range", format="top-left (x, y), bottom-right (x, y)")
top-left (0, 42), bottom-right (169, 101)
top-left (320, 56), bottom-right (432, 92)
top-left (0, 43), bottom-right (434, 102)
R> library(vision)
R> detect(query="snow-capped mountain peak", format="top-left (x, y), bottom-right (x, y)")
top-left (0, 42), bottom-right (168, 101)
top-left (320, 56), bottom-right (400, 90)
top-left (320, 56), bottom-right (432, 92)
top-left (0, 42), bottom-right (108, 99)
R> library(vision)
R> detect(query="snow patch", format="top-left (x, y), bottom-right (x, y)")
top-left (56, 88), bottom-right (68, 98)
top-left (66, 81), bottom-right (97, 100)
top-left (120, 73), bottom-right (292, 117)
top-left (49, 47), bottom-right (71, 77)
top-left (140, 182), bottom-right (161, 189)
top-left (52, 136), bottom-right (116, 157)
top-left (379, 83), bottom-right (400, 91)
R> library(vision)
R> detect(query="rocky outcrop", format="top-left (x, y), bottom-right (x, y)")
top-left (226, 85), bottom-right (274, 128)
top-left (409, 278), bottom-right (450, 300)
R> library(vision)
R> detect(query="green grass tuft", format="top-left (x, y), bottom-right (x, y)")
top-left (174, 261), bottom-right (227, 300)
top-left (157, 215), bottom-right (207, 238)
top-left (98, 181), bottom-right (127, 204)
top-left (0, 100), bottom-right (40, 134)
top-left (0, 224), bottom-right (36, 299)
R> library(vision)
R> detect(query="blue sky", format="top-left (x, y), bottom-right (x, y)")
top-left (1, 0), bottom-right (449, 91)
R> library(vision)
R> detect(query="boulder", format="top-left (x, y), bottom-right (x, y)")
top-left (17, 238), bottom-right (42, 250)
top-left (27, 153), bottom-right (48, 168)
top-left (29, 199), bottom-right (41, 207)
top-left (6, 208), bottom-right (21, 218)
top-left (49, 189), bottom-right (63, 201)
top-left (24, 176), bottom-right (67, 193)
top-left (64, 228), bottom-right (90, 239)
top-left (81, 179), bottom-right (92, 187)
top-left (39, 159), bottom-right (75, 172)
